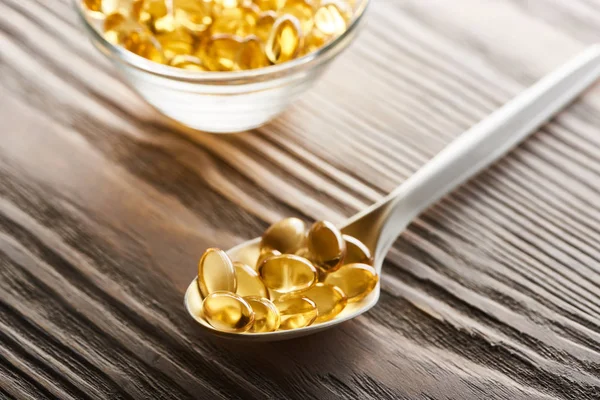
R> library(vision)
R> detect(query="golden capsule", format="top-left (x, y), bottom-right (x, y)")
top-left (314, 1), bottom-right (348, 36)
top-left (211, 4), bottom-right (259, 36)
top-left (259, 254), bottom-right (317, 293)
top-left (168, 54), bottom-right (208, 70)
top-left (234, 262), bottom-right (268, 298)
top-left (254, 11), bottom-right (276, 42)
top-left (307, 220), bottom-right (346, 272)
top-left (294, 247), bottom-right (311, 259)
top-left (174, 0), bottom-right (213, 33)
top-left (236, 35), bottom-right (269, 70)
top-left (104, 14), bottom-right (166, 63)
top-left (279, 0), bottom-right (314, 34)
top-left (156, 28), bottom-right (194, 59)
top-left (301, 28), bottom-right (328, 55)
top-left (252, 0), bottom-right (277, 11)
top-left (256, 247), bottom-right (282, 270)
top-left (200, 34), bottom-right (242, 71)
top-left (202, 291), bottom-right (254, 332)
top-left (140, 0), bottom-right (168, 24)
top-left (265, 15), bottom-right (302, 64)
top-left (342, 234), bottom-right (372, 265)
top-left (289, 283), bottom-right (347, 323)
top-left (260, 217), bottom-right (306, 254)
top-left (244, 296), bottom-right (280, 332)
top-left (198, 248), bottom-right (237, 297)
top-left (273, 296), bottom-right (318, 330)
top-left (324, 263), bottom-right (378, 303)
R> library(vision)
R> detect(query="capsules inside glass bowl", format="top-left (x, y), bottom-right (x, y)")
top-left (192, 218), bottom-right (378, 333)
top-left (82, 0), bottom-right (355, 71)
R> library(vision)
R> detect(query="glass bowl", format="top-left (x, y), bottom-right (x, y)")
top-left (74, 0), bottom-right (370, 133)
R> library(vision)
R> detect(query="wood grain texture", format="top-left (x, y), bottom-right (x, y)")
top-left (1, 0), bottom-right (600, 399)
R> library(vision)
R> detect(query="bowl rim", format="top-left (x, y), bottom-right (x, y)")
top-left (73, 0), bottom-right (371, 84)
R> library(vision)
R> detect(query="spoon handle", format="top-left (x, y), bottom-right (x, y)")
top-left (376, 44), bottom-right (600, 255)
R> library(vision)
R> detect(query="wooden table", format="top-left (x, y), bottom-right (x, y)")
top-left (2, 1), bottom-right (600, 399)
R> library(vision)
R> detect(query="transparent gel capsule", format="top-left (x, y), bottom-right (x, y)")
top-left (174, 0), bottom-right (213, 33)
top-left (236, 35), bottom-right (269, 69)
top-left (342, 234), bottom-right (372, 265)
top-left (244, 296), bottom-right (280, 332)
top-left (286, 282), bottom-right (346, 323)
top-left (254, 11), bottom-right (276, 42)
top-left (314, 1), bottom-right (348, 36)
top-left (307, 220), bottom-right (346, 272)
top-left (104, 13), bottom-right (166, 63)
top-left (211, 4), bottom-right (259, 37)
top-left (198, 248), bottom-right (237, 297)
top-left (265, 15), bottom-right (302, 64)
top-left (279, 0), bottom-right (314, 34)
top-left (168, 54), bottom-right (208, 70)
top-left (252, 0), bottom-right (277, 11)
top-left (156, 28), bottom-right (194, 59)
top-left (256, 247), bottom-right (282, 270)
top-left (202, 291), bottom-right (254, 332)
top-left (324, 263), bottom-right (378, 303)
top-left (200, 34), bottom-right (242, 71)
top-left (141, 0), bottom-right (168, 22)
top-left (259, 254), bottom-right (317, 293)
top-left (234, 261), bottom-right (268, 298)
top-left (273, 296), bottom-right (318, 330)
top-left (301, 28), bottom-right (328, 55)
top-left (214, 0), bottom-right (242, 10)
top-left (260, 217), bottom-right (306, 254)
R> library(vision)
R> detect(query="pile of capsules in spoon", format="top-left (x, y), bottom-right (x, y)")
top-left (83, 0), bottom-right (354, 71)
top-left (195, 218), bottom-right (378, 333)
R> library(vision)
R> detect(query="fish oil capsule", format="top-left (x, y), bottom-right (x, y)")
top-left (324, 263), bottom-right (378, 303)
top-left (288, 283), bottom-right (347, 323)
top-left (279, 0), bottom-right (314, 34)
top-left (342, 234), bottom-right (372, 265)
top-left (252, 0), bottom-right (277, 11)
top-left (198, 248), bottom-right (237, 297)
top-left (260, 217), bottom-right (306, 254)
top-left (202, 291), bottom-right (254, 332)
top-left (265, 15), bottom-right (302, 64)
top-left (156, 28), bottom-right (194, 59)
top-left (211, 4), bottom-right (260, 37)
top-left (307, 220), bottom-right (346, 272)
top-left (314, 1), bottom-right (348, 36)
top-left (104, 14), bottom-right (165, 63)
top-left (254, 11), bottom-right (276, 42)
top-left (273, 296), bottom-right (318, 330)
top-left (256, 247), bottom-right (282, 270)
top-left (259, 254), bottom-right (317, 293)
top-left (234, 262), bottom-right (268, 298)
top-left (301, 28), bottom-right (327, 55)
top-left (236, 35), bottom-right (269, 70)
top-left (168, 54), bottom-right (207, 70)
top-left (174, 0), bottom-right (213, 33)
top-left (200, 34), bottom-right (242, 71)
top-left (244, 296), bottom-right (280, 332)
top-left (139, 0), bottom-right (167, 26)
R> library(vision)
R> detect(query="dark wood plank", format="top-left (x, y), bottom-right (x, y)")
top-left (1, 0), bottom-right (600, 399)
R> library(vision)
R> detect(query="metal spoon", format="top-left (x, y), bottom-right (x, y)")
top-left (185, 45), bottom-right (600, 341)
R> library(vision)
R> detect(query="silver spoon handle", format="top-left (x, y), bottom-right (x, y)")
top-left (377, 44), bottom-right (600, 256)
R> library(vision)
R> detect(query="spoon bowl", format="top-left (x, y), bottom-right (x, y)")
top-left (184, 236), bottom-right (382, 341)
top-left (185, 45), bottom-right (600, 340)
